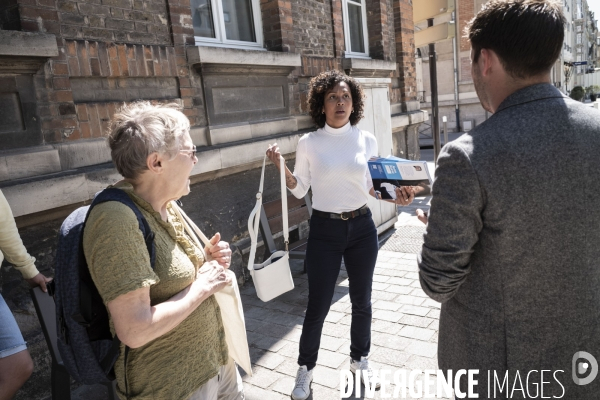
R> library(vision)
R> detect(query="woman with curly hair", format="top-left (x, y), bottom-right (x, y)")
top-left (266, 70), bottom-right (414, 399)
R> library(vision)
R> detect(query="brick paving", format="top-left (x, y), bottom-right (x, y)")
top-left (240, 192), bottom-right (454, 399)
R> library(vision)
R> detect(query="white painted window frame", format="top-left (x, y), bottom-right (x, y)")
top-left (341, 0), bottom-right (370, 59)
top-left (193, 0), bottom-right (265, 51)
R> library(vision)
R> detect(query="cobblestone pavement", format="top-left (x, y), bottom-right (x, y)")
top-left (239, 196), bottom-right (456, 400)
top-left (239, 152), bottom-right (444, 399)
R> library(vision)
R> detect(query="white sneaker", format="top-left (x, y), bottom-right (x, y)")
top-left (350, 357), bottom-right (381, 390)
top-left (291, 365), bottom-right (313, 400)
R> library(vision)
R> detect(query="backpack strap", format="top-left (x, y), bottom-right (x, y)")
top-left (90, 188), bottom-right (156, 269)
top-left (77, 188), bottom-right (156, 325)
top-left (85, 188), bottom-right (156, 399)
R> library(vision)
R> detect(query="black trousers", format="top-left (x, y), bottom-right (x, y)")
top-left (298, 208), bottom-right (379, 370)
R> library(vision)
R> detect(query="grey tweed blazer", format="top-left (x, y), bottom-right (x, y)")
top-left (419, 84), bottom-right (600, 399)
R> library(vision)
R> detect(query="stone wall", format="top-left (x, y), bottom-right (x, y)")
top-left (11, 0), bottom-right (202, 148)
top-left (39, 39), bottom-right (180, 142)
top-left (392, 0), bottom-right (417, 105)
top-left (261, 0), bottom-right (294, 53)
top-left (366, 0), bottom-right (396, 62)
top-left (458, 0), bottom-right (474, 52)
top-left (291, 0), bottom-right (335, 58)
top-left (55, 0), bottom-right (169, 44)
top-left (3, 0), bottom-right (422, 149)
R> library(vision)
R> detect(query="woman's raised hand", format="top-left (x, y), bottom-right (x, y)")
top-left (205, 232), bottom-right (232, 269)
top-left (266, 143), bottom-right (283, 169)
top-left (267, 142), bottom-right (299, 190)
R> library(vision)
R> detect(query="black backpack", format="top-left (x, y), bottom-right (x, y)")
top-left (52, 188), bottom-right (155, 385)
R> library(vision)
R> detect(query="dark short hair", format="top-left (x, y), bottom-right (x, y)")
top-left (467, 0), bottom-right (565, 79)
top-left (307, 70), bottom-right (365, 128)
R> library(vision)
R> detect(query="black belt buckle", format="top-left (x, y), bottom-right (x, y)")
top-left (341, 212), bottom-right (349, 220)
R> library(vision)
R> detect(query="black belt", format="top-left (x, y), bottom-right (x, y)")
top-left (312, 205), bottom-right (369, 220)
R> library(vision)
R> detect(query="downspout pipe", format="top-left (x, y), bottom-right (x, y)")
top-left (452, 11), bottom-right (460, 132)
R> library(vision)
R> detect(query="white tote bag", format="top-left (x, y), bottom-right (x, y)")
top-left (247, 155), bottom-right (295, 302)
top-left (171, 204), bottom-right (252, 376)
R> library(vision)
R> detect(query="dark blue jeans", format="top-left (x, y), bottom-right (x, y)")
top-left (298, 208), bottom-right (379, 370)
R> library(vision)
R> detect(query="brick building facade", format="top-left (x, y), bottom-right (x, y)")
top-left (0, 1), bottom-right (426, 397)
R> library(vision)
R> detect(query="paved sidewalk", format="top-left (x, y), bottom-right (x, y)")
top-left (238, 149), bottom-right (448, 399)
top-left (239, 192), bottom-right (452, 400)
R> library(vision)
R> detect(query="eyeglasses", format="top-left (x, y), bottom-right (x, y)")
top-left (179, 145), bottom-right (197, 159)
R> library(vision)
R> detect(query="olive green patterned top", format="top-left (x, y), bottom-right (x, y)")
top-left (83, 182), bottom-right (228, 400)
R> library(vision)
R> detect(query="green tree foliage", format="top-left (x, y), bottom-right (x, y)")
top-left (570, 86), bottom-right (585, 101)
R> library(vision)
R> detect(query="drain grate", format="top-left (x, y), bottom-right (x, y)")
top-left (380, 225), bottom-right (426, 254)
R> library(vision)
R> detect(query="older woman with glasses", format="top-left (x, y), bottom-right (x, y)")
top-left (83, 102), bottom-right (244, 399)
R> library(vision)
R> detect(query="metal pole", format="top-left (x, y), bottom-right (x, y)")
top-left (442, 116), bottom-right (448, 147)
top-left (452, 12), bottom-right (460, 132)
top-left (428, 18), bottom-right (441, 164)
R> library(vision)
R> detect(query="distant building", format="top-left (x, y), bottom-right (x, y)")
top-left (553, 0), bottom-right (575, 92)
top-left (417, 0), bottom-right (489, 135)
top-left (418, 0), bottom-right (599, 137)
top-left (556, 0), bottom-right (599, 94)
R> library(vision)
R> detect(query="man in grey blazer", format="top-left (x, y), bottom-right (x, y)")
top-left (418, 1), bottom-right (600, 398)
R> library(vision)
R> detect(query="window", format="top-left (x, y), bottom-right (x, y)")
top-left (191, 0), bottom-right (263, 50)
top-left (0, 75), bottom-right (41, 150)
top-left (342, 0), bottom-right (369, 58)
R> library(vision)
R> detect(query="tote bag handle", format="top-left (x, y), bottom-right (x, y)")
top-left (170, 203), bottom-right (253, 376)
top-left (171, 202), bottom-right (210, 263)
top-left (248, 155), bottom-right (288, 270)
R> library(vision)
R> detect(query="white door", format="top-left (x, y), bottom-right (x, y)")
top-left (416, 58), bottom-right (424, 101)
top-left (356, 80), bottom-right (398, 232)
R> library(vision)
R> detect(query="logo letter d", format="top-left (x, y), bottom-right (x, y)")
top-left (572, 351), bottom-right (598, 386)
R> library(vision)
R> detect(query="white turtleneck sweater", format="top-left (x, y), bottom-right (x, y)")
top-left (289, 122), bottom-right (378, 214)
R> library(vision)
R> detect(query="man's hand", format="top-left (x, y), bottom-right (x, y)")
top-left (416, 209), bottom-right (428, 224)
top-left (26, 273), bottom-right (53, 293)
top-left (205, 232), bottom-right (232, 269)
top-left (394, 186), bottom-right (415, 206)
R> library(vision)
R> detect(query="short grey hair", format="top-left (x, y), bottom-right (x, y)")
top-left (107, 102), bottom-right (190, 179)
